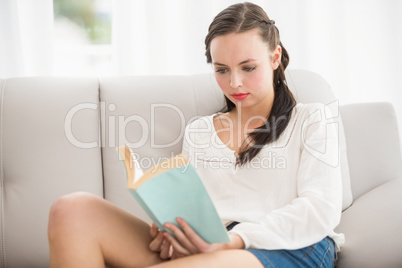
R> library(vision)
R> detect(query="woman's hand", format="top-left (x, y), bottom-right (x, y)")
top-left (163, 218), bottom-right (244, 259)
top-left (149, 223), bottom-right (172, 260)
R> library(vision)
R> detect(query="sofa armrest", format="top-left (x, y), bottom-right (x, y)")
top-left (335, 178), bottom-right (402, 267)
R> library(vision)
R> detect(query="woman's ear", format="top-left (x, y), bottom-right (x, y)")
top-left (271, 45), bottom-right (282, 70)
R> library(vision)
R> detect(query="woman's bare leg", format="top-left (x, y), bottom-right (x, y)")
top-left (148, 250), bottom-right (263, 268)
top-left (48, 192), bottom-right (165, 268)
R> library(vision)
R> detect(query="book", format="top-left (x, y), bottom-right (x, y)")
top-left (118, 145), bottom-right (230, 244)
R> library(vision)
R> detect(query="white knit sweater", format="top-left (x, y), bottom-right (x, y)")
top-left (181, 103), bottom-right (345, 251)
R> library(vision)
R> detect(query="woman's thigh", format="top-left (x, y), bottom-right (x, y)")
top-left (48, 192), bottom-right (165, 267)
top-left (149, 249), bottom-right (264, 268)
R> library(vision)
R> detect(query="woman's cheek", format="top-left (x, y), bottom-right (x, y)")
top-left (215, 75), bottom-right (230, 94)
top-left (248, 69), bottom-right (265, 88)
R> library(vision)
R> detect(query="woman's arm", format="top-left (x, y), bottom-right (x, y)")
top-left (228, 104), bottom-right (344, 250)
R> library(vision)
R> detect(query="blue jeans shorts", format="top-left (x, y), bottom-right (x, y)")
top-left (226, 222), bottom-right (337, 268)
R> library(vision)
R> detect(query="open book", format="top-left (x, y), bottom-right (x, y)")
top-left (118, 145), bottom-right (230, 244)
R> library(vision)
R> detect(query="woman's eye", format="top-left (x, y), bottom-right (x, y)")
top-left (244, 66), bottom-right (256, 72)
top-left (215, 69), bottom-right (228, 74)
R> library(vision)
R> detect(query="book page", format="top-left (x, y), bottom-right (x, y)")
top-left (118, 145), bottom-right (144, 186)
top-left (118, 145), bottom-right (189, 190)
top-left (134, 153), bottom-right (189, 189)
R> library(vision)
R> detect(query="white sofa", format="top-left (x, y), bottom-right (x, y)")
top-left (0, 70), bottom-right (401, 267)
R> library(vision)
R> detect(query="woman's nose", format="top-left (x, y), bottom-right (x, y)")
top-left (230, 72), bottom-right (242, 88)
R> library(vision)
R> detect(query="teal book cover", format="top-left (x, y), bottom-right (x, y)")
top-left (118, 145), bottom-right (230, 244)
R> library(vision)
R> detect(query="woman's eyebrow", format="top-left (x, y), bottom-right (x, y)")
top-left (239, 59), bottom-right (257, 65)
top-left (213, 58), bottom-right (257, 67)
top-left (213, 62), bottom-right (227, 67)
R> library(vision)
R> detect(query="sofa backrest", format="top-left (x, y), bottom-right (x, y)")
top-left (99, 74), bottom-right (225, 219)
top-left (0, 77), bottom-right (103, 267)
top-left (340, 102), bottom-right (402, 199)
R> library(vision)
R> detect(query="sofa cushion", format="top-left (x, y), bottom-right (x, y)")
top-left (99, 74), bottom-right (225, 218)
top-left (0, 77), bottom-right (103, 267)
top-left (335, 178), bottom-right (402, 267)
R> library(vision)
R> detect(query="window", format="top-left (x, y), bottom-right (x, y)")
top-left (53, 0), bottom-right (112, 76)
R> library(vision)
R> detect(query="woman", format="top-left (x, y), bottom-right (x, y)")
top-left (48, 2), bottom-right (343, 267)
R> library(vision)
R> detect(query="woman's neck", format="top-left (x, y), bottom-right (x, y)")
top-left (230, 102), bottom-right (272, 130)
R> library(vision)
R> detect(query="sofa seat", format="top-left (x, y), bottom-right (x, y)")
top-left (335, 178), bottom-right (402, 267)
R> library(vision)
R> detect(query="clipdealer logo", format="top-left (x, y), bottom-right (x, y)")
top-left (64, 102), bottom-right (190, 149)
top-left (64, 101), bottom-right (340, 168)
top-left (301, 101), bottom-right (340, 167)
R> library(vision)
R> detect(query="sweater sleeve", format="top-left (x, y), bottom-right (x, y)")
top-left (228, 104), bottom-right (343, 250)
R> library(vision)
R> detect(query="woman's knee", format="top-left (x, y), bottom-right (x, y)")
top-left (48, 192), bottom-right (102, 237)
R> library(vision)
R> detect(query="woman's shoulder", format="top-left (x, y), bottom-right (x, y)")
top-left (292, 102), bottom-right (332, 124)
top-left (293, 102), bottom-right (336, 123)
top-left (266, 102), bottom-right (329, 148)
top-left (293, 102), bottom-right (325, 115)
top-left (184, 113), bottom-right (218, 132)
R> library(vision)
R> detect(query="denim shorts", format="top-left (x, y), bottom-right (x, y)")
top-left (226, 222), bottom-right (336, 268)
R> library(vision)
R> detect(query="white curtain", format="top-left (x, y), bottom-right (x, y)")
top-left (111, 0), bottom-right (217, 75)
top-left (0, 0), bottom-right (54, 78)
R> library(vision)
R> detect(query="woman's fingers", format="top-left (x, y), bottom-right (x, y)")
top-left (176, 218), bottom-right (209, 252)
top-left (164, 218), bottom-right (210, 254)
top-left (159, 239), bottom-right (171, 260)
top-left (150, 223), bottom-right (159, 238)
top-left (164, 222), bottom-right (199, 254)
top-left (149, 232), bottom-right (164, 252)
top-left (163, 231), bottom-right (191, 257)
top-left (148, 220), bottom-right (213, 259)
top-left (148, 224), bottom-right (174, 259)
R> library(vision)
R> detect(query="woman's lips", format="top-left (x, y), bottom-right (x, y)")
top-left (232, 93), bottom-right (249, 100)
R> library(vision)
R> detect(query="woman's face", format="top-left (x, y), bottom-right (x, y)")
top-left (210, 28), bottom-right (281, 114)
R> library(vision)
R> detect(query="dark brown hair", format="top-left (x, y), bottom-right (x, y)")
top-left (205, 2), bottom-right (296, 166)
